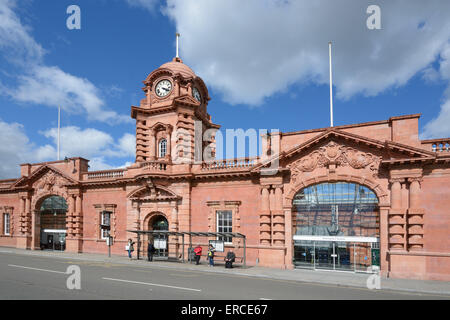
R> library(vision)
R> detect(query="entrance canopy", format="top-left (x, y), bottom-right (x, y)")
top-left (127, 230), bottom-right (246, 267)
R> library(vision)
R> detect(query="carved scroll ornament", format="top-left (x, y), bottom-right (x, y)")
top-left (290, 141), bottom-right (381, 181)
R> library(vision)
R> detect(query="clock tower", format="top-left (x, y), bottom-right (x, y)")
top-left (131, 56), bottom-right (220, 165)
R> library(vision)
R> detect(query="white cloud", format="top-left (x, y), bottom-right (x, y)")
top-left (0, 0), bottom-right (45, 65)
top-left (422, 100), bottom-right (450, 139)
top-left (6, 65), bottom-right (128, 123)
top-left (39, 126), bottom-right (136, 160)
top-left (159, 0), bottom-right (450, 138)
top-left (0, 118), bottom-right (33, 178)
top-left (162, 0), bottom-right (450, 105)
top-left (0, 120), bottom-right (135, 179)
top-left (421, 43), bottom-right (450, 139)
top-left (0, 0), bottom-right (129, 124)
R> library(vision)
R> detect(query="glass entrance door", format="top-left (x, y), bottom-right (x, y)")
top-left (315, 241), bottom-right (333, 270)
top-left (293, 241), bottom-right (314, 268)
top-left (151, 216), bottom-right (169, 259)
top-left (294, 239), bottom-right (378, 272)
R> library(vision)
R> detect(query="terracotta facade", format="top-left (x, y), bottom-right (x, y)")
top-left (1, 57), bottom-right (449, 281)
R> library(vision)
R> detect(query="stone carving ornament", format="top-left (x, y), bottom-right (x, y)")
top-left (33, 171), bottom-right (69, 206)
top-left (290, 141), bottom-right (381, 181)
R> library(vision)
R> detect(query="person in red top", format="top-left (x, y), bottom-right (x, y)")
top-left (193, 245), bottom-right (202, 265)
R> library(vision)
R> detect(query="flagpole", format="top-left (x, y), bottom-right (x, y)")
top-left (175, 32), bottom-right (180, 58)
top-left (329, 41), bottom-right (334, 127)
top-left (57, 106), bottom-right (61, 160)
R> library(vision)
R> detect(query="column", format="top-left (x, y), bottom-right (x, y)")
top-left (390, 179), bottom-right (402, 210)
top-left (261, 187), bottom-right (270, 212)
top-left (66, 193), bottom-right (83, 253)
top-left (31, 209), bottom-right (40, 250)
top-left (166, 129), bottom-right (172, 161)
top-left (74, 195), bottom-right (83, 238)
top-left (25, 197), bottom-right (31, 236)
top-left (67, 195), bottom-right (75, 238)
top-left (389, 178), bottom-right (405, 250)
top-left (170, 201), bottom-right (179, 258)
top-left (260, 187), bottom-right (271, 245)
top-left (407, 178), bottom-right (425, 251)
top-left (409, 178), bottom-right (421, 209)
top-left (284, 207), bottom-right (294, 269)
top-left (273, 185), bottom-right (285, 246)
top-left (19, 197), bottom-right (25, 235)
top-left (274, 186), bottom-right (283, 211)
top-left (378, 207), bottom-right (390, 277)
top-left (149, 129), bottom-right (156, 160)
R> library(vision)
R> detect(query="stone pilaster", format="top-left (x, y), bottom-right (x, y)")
top-left (259, 186), bottom-right (271, 245)
top-left (388, 178), bottom-right (406, 251)
top-left (407, 177), bottom-right (425, 251)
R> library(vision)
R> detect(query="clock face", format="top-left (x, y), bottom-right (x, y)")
top-left (192, 87), bottom-right (201, 102)
top-left (155, 79), bottom-right (172, 97)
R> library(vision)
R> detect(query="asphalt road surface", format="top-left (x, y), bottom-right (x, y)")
top-left (0, 251), bottom-right (448, 300)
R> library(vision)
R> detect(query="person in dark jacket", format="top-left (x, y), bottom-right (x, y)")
top-left (225, 249), bottom-right (236, 268)
top-left (147, 241), bottom-right (156, 261)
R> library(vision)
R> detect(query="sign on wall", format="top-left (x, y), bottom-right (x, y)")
top-left (154, 239), bottom-right (167, 250)
top-left (209, 240), bottom-right (224, 252)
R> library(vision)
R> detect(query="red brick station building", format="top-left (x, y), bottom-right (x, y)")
top-left (0, 56), bottom-right (449, 281)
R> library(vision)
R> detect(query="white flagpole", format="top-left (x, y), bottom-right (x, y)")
top-left (175, 32), bottom-right (180, 58)
top-left (57, 106), bottom-right (61, 160)
top-left (329, 41), bottom-right (334, 127)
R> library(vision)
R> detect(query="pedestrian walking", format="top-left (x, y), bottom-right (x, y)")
top-left (207, 244), bottom-right (215, 267)
top-left (147, 241), bottom-right (156, 261)
top-left (126, 238), bottom-right (135, 259)
top-left (193, 245), bottom-right (202, 265)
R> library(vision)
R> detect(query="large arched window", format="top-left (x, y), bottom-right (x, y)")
top-left (293, 182), bottom-right (379, 238)
top-left (158, 139), bottom-right (167, 158)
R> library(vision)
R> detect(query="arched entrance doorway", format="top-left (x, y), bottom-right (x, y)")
top-left (148, 215), bottom-right (169, 258)
top-left (39, 196), bottom-right (68, 251)
top-left (292, 182), bottom-right (380, 272)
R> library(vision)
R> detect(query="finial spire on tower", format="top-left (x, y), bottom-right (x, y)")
top-left (175, 32), bottom-right (181, 59)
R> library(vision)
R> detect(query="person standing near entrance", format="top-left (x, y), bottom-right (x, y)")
top-left (126, 239), bottom-right (135, 259)
top-left (147, 241), bottom-right (156, 261)
top-left (193, 245), bottom-right (202, 265)
top-left (208, 244), bottom-right (215, 267)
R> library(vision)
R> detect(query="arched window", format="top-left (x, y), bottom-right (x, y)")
top-left (158, 139), bottom-right (167, 158)
top-left (293, 182), bottom-right (379, 238)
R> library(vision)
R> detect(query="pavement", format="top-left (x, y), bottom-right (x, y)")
top-left (1, 246), bottom-right (449, 297)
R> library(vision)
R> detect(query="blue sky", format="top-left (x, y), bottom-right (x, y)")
top-left (1, 0), bottom-right (450, 178)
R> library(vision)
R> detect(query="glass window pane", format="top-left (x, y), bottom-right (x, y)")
top-left (293, 182), bottom-right (379, 238)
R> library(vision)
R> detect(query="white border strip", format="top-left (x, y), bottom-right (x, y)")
top-left (293, 235), bottom-right (379, 243)
top-left (42, 229), bottom-right (67, 233)
top-left (8, 264), bottom-right (66, 274)
top-left (102, 277), bottom-right (202, 292)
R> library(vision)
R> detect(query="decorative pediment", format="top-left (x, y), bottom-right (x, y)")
top-left (149, 122), bottom-right (173, 134)
top-left (11, 165), bottom-right (77, 189)
top-left (283, 129), bottom-right (435, 161)
top-left (289, 140), bottom-right (382, 183)
top-left (128, 182), bottom-right (180, 202)
top-left (143, 68), bottom-right (174, 87)
top-left (173, 95), bottom-right (201, 106)
top-left (253, 128), bottom-right (436, 173)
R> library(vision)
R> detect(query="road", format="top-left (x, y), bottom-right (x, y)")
top-left (0, 251), bottom-right (448, 300)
